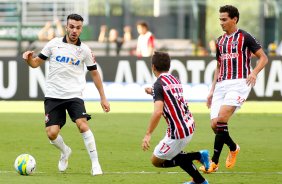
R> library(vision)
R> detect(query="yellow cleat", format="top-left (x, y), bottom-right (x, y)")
top-left (199, 161), bottom-right (219, 174)
top-left (226, 144), bottom-right (240, 169)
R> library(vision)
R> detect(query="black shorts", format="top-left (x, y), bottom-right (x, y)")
top-left (44, 97), bottom-right (91, 128)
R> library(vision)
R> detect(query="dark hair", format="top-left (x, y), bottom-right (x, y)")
top-left (219, 5), bottom-right (239, 23)
top-left (152, 51), bottom-right (171, 72)
top-left (67, 14), bottom-right (84, 22)
top-left (136, 21), bottom-right (149, 30)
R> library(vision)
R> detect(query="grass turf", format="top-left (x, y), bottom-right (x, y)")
top-left (0, 101), bottom-right (282, 184)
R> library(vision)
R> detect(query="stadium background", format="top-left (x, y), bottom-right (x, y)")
top-left (0, 1), bottom-right (282, 184)
top-left (0, 0), bottom-right (282, 101)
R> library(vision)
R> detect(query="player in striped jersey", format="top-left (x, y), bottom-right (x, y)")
top-left (23, 14), bottom-right (110, 176)
top-left (142, 52), bottom-right (209, 184)
top-left (199, 5), bottom-right (268, 173)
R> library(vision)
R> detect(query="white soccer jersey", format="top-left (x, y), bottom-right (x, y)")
top-left (136, 31), bottom-right (154, 57)
top-left (39, 36), bottom-right (97, 99)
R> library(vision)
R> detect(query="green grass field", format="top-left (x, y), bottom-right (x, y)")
top-left (0, 101), bottom-right (282, 184)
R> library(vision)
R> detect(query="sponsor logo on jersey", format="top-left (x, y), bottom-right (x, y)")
top-left (220, 53), bottom-right (239, 60)
top-left (55, 55), bottom-right (80, 65)
top-left (163, 84), bottom-right (182, 91)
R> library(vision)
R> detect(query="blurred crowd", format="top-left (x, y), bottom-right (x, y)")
top-left (1, 19), bottom-right (280, 57)
top-left (97, 21), bottom-right (155, 57)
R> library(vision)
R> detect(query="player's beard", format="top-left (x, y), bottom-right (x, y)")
top-left (66, 31), bottom-right (79, 43)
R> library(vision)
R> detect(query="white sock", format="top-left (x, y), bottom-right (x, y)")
top-left (81, 129), bottom-right (99, 165)
top-left (50, 134), bottom-right (67, 154)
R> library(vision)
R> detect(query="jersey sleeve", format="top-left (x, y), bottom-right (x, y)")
top-left (148, 35), bottom-right (155, 48)
top-left (84, 46), bottom-right (97, 71)
top-left (244, 32), bottom-right (262, 54)
top-left (153, 78), bottom-right (164, 102)
top-left (39, 38), bottom-right (56, 59)
top-left (215, 37), bottom-right (222, 63)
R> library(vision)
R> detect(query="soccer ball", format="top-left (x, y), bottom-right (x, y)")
top-left (14, 154), bottom-right (36, 175)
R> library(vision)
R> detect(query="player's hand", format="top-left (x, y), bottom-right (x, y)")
top-left (246, 72), bottom-right (257, 87)
top-left (100, 99), bottom-right (110, 112)
top-left (145, 87), bottom-right (152, 95)
top-left (22, 51), bottom-right (34, 61)
top-left (206, 92), bottom-right (213, 109)
top-left (142, 134), bottom-right (151, 151)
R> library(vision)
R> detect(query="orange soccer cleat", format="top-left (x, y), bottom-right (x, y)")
top-left (199, 161), bottom-right (219, 174)
top-left (226, 144), bottom-right (240, 169)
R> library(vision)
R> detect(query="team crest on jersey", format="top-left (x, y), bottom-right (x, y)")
top-left (45, 114), bottom-right (50, 123)
top-left (75, 47), bottom-right (83, 56)
top-left (231, 41), bottom-right (238, 48)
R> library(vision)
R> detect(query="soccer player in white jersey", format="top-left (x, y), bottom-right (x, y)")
top-left (142, 51), bottom-right (209, 184)
top-left (136, 21), bottom-right (155, 57)
top-left (199, 5), bottom-right (268, 173)
top-left (22, 14), bottom-right (110, 176)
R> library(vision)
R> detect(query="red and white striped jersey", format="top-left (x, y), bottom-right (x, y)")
top-left (153, 73), bottom-right (195, 139)
top-left (216, 29), bottom-right (261, 82)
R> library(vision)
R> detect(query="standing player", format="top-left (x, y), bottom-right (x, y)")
top-left (22, 14), bottom-right (110, 175)
top-left (142, 51), bottom-right (209, 184)
top-left (136, 21), bottom-right (155, 57)
top-left (199, 5), bottom-right (268, 173)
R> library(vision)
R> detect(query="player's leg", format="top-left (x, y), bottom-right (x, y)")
top-left (222, 80), bottom-right (251, 168)
top-left (46, 125), bottom-right (71, 157)
top-left (199, 83), bottom-right (224, 173)
top-left (44, 98), bottom-right (71, 172)
top-left (75, 118), bottom-right (103, 175)
top-left (67, 98), bottom-right (102, 176)
top-left (199, 105), bottom-right (236, 174)
top-left (152, 153), bottom-right (207, 183)
top-left (48, 127), bottom-right (72, 172)
top-left (214, 105), bottom-right (237, 164)
top-left (153, 136), bottom-right (208, 183)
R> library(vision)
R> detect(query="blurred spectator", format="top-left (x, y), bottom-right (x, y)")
top-left (209, 39), bottom-right (217, 56)
top-left (98, 25), bottom-right (108, 42)
top-left (109, 28), bottom-right (123, 55)
top-left (37, 21), bottom-right (55, 41)
top-left (193, 39), bottom-right (208, 56)
top-left (136, 21), bottom-right (155, 57)
top-left (37, 18), bottom-right (64, 41)
top-left (276, 41), bottom-right (282, 56)
top-left (123, 25), bottom-right (132, 42)
top-left (268, 42), bottom-right (277, 56)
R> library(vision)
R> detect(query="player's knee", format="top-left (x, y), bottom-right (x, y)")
top-left (46, 128), bottom-right (59, 140)
top-left (151, 156), bottom-right (163, 168)
top-left (210, 119), bottom-right (217, 132)
top-left (151, 160), bottom-right (162, 167)
top-left (76, 120), bottom-right (89, 133)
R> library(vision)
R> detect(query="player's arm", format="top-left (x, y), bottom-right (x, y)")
top-left (22, 51), bottom-right (45, 68)
top-left (207, 63), bottom-right (219, 108)
top-left (247, 48), bottom-right (268, 87)
top-left (245, 32), bottom-right (269, 86)
top-left (207, 45), bottom-right (220, 108)
top-left (89, 69), bottom-right (110, 112)
top-left (147, 35), bottom-right (155, 56)
top-left (142, 100), bottom-right (163, 151)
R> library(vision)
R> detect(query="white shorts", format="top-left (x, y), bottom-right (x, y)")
top-left (153, 134), bottom-right (193, 160)
top-left (210, 79), bottom-right (251, 119)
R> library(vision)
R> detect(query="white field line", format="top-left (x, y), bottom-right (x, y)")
top-left (1, 170), bottom-right (282, 175)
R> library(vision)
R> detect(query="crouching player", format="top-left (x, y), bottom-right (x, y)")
top-left (142, 51), bottom-right (209, 184)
